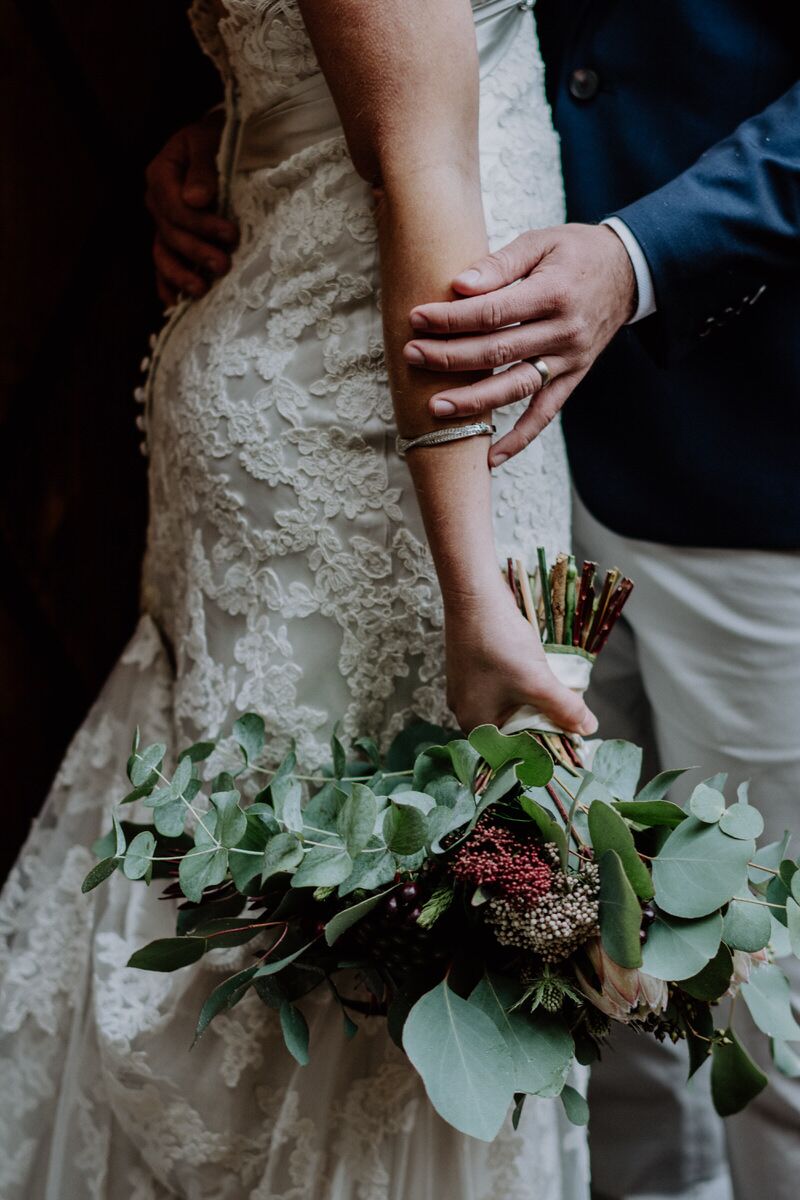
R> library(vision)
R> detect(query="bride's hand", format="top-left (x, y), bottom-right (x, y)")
top-left (443, 580), bottom-right (598, 735)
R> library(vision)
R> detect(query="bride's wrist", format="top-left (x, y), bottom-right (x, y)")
top-left (441, 571), bottom-right (510, 619)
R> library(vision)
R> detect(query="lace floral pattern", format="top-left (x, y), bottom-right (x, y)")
top-left (0, 2), bottom-right (585, 1197)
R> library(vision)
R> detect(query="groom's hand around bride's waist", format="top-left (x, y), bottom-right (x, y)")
top-left (404, 223), bottom-right (635, 467)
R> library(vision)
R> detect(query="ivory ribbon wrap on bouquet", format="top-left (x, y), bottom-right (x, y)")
top-left (500, 649), bottom-right (594, 737)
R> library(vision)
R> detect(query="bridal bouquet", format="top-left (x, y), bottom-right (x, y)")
top-left (82, 552), bottom-right (800, 1141)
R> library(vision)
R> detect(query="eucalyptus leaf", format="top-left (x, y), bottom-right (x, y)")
top-left (112, 812), bottom-right (127, 857)
top-left (123, 831), bottom-right (156, 881)
top-left (788, 898), bottom-right (800, 958)
top-left (598, 849), bottom-right (642, 969)
top-left (279, 1001), bottom-right (310, 1065)
top-left (272, 776), bottom-right (304, 834)
top-left (194, 965), bottom-right (258, 1043)
top-left (468, 725), bottom-right (553, 788)
top-left (228, 813), bottom-right (271, 890)
top-left (353, 736), bottom-right (380, 767)
top-left (81, 856), bottom-right (120, 893)
top-left (682, 944), bottom-right (734, 1002)
top-left (131, 742), bottom-right (166, 788)
top-left (587, 801), bottom-right (653, 900)
top-left (178, 740), bottom-right (215, 763)
top-left (233, 712), bottom-right (265, 765)
top-left (748, 835), bottom-right (791, 888)
top-left (337, 784), bottom-right (378, 856)
top-left (291, 844), bottom-right (353, 889)
top-left (153, 799), bottom-right (186, 838)
top-left (469, 974), bottom-right (573, 1097)
top-left (641, 911), bottom-right (723, 981)
top-left (711, 1030), bottom-right (768, 1117)
top-left (772, 1038), bottom-right (800, 1078)
top-left (210, 791), bottom-right (248, 849)
top-left (591, 740), bottom-right (642, 801)
top-left (383, 804), bottom-right (428, 856)
top-left (722, 898), bottom-right (772, 954)
top-left (260, 832), bottom-right (304, 883)
top-left (330, 725), bottom-right (346, 779)
top-left (254, 940), bottom-right (315, 978)
top-left (519, 796), bottom-right (568, 869)
top-left (634, 768), bottom-right (693, 804)
top-left (560, 1084), bottom-right (590, 1126)
top-left (324, 886), bottom-right (397, 945)
top-left (428, 793), bottom-right (477, 854)
top-left (170, 754), bottom-right (193, 798)
top-left (719, 803), bottom-right (764, 841)
top-left (338, 849), bottom-right (397, 896)
top-left (403, 980), bottom-right (515, 1141)
top-left (178, 846), bottom-right (228, 903)
top-left (741, 964), bottom-right (800, 1041)
top-left (128, 936), bottom-right (207, 972)
top-left (611, 800), bottom-right (687, 830)
top-left (446, 739), bottom-right (481, 787)
top-left (689, 783), bottom-right (725, 825)
top-left (389, 790), bottom-right (437, 815)
top-left (651, 817), bottom-right (753, 918)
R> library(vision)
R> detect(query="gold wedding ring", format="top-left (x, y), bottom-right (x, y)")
top-left (531, 358), bottom-right (552, 389)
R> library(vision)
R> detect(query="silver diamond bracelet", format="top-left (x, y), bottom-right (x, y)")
top-left (395, 422), bottom-right (496, 457)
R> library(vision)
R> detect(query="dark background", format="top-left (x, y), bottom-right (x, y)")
top-left (0, 1), bottom-right (217, 880)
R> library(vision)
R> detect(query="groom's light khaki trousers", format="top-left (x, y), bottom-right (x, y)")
top-left (573, 491), bottom-right (800, 1200)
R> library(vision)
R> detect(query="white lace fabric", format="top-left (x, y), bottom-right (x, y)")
top-left (0, 3), bottom-right (584, 1197)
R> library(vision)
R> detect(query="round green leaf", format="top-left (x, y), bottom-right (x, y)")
top-left (722, 898), bottom-right (772, 953)
top-left (210, 791), bottom-right (248, 849)
top-left (233, 712), bottom-right (265, 765)
top-left (611, 800), bottom-right (687, 830)
top-left (741, 963), bottom-right (800, 1040)
top-left (123, 831), bottom-right (156, 880)
top-left (383, 803), bottom-right (428, 855)
top-left (689, 782), bottom-right (725, 824)
top-left (469, 974), bottom-right (574, 1097)
top-left (651, 817), bottom-right (753, 918)
top-left (591, 740), bottom-right (643, 800)
top-left (641, 911), bottom-right (723, 981)
top-left (719, 803), bottom-right (764, 841)
top-left (178, 846), bottom-right (228, 903)
top-left (291, 844), bottom-right (353, 889)
top-left (130, 742), bottom-right (166, 788)
top-left (682, 944), bottom-right (734, 1002)
top-left (403, 980), bottom-right (515, 1141)
top-left (259, 832), bottom-right (304, 883)
top-left (337, 784), bottom-right (378, 856)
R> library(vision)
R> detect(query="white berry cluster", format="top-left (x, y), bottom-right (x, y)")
top-left (486, 846), bottom-right (600, 963)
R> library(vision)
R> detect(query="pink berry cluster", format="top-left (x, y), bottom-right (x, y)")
top-left (450, 818), bottom-right (553, 907)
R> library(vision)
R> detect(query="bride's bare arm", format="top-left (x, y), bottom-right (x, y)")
top-left (298, 0), bottom-right (595, 734)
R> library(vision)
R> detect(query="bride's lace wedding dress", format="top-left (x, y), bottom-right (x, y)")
top-left (0, 2), bottom-right (586, 1197)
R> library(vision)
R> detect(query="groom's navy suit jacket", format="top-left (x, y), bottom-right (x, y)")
top-left (536, 2), bottom-right (800, 547)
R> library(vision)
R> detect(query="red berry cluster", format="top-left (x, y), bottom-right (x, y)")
top-left (450, 818), bottom-right (553, 907)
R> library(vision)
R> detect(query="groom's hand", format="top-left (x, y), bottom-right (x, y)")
top-left (145, 110), bottom-right (238, 307)
top-left (403, 224), bottom-right (636, 465)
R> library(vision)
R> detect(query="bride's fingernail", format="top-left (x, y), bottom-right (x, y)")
top-left (492, 453), bottom-right (509, 467)
top-left (410, 312), bottom-right (428, 329)
top-left (432, 399), bottom-right (456, 416)
top-left (580, 717), bottom-right (599, 736)
top-left (404, 345), bottom-right (425, 365)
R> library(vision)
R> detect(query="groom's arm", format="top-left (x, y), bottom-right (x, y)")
top-left (613, 81), bottom-right (800, 361)
top-left (406, 80), bottom-right (800, 463)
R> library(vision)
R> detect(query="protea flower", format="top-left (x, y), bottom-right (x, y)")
top-left (575, 937), bottom-right (668, 1023)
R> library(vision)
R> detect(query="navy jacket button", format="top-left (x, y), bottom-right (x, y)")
top-left (569, 68), bottom-right (600, 100)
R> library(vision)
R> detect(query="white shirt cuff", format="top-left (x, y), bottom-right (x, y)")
top-left (601, 216), bottom-right (657, 324)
